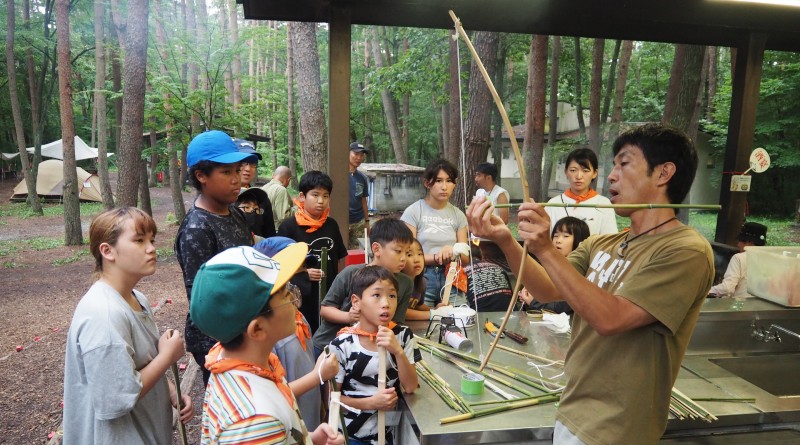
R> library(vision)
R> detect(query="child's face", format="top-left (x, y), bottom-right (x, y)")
top-left (402, 242), bottom-right (424, 278)
top-left (104, 219), bottom-right (157, 279)
top-left (197, 163), bottom-right (242, 205)
top-left (301, 187), bottom-right (330, 219)
top-left (353, 279), bottom-right (397, 328)
top-left (426, 169), bottom-right (456, 203)
top-left (239, 161), bottom-right (256, 186)
top-left (267, 285), bottom-right (298, 339)
top-left (552, 229), bottom-right (574, 256)
top-left (373, 241), bottom-right (409, 274)
top-left (565, 160), bottom-right (598, 195)
top-left (237, 200), bottom-right (261, 214)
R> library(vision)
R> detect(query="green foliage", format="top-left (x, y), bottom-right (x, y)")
top-left (52, 248), bottom-right (90, 266)
top-left (0, 202), bottom-right (102, 219)
top-left (0, 237), bottom-right (63, 257)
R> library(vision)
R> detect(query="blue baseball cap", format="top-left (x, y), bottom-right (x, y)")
top-left (255, 236), bottom-right (317, 268)
top-left (187, 130), bottom-right (259, 168)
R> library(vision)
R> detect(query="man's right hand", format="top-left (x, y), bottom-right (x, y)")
top-left (516, 201), bottom-right (553, 255)
top-left (466, 196), bottom-right (513, 244)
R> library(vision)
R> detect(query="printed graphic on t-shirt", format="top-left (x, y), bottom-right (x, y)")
top-left (308, 237), bottom-right (336, 265)
top-left (420, 215), bottom-right (456, 235)
top-left (585, 250), bottom-right (631, 290)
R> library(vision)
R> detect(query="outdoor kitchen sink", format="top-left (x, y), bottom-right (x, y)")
top-left (709, 353), bottom-right (800, 398)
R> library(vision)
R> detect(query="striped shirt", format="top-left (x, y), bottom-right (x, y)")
top-left (201, 370), bottom-right (310, 444)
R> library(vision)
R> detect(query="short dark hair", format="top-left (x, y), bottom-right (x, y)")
top-left (423, 158), bottom-right (459, 184)
top-left (552, 216), bottom-right (591, 251)
top-left (475, 163), bottom-right (498, 182)
top-left (612, 123), bottom-right (697, 206)
top-left (189, 160), bottom-right (224, 192)
top-left (565, 148), bottom-right (599, 171)
top-left (298, 170), bottom-right (333, 194)
top-left (351, 265), bottom-right (398, 299)
top-left (370, 218), bottom-right (414, 247)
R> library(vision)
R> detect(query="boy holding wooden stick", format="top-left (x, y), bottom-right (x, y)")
top-left (329, 266), bottom-right (420, 445)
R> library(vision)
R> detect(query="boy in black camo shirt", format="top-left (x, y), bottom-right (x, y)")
top-left (175, 130), bottom-right (258, 385)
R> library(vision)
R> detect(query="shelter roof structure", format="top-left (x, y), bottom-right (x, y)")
top-left (236, 0), bottom-right (792, 245)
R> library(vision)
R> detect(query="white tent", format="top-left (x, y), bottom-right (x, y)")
top-left (25, 136), bottom-right (112, 161)
top-left (11, 159), bottom-right (103, 202)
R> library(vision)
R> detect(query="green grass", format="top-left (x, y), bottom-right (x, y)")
top-left (52, 248), bottom-right (90, 266)
top-left (0, 201), bottom-right (104, 219)
top-left (0, 237), bottom-right (64, 257)
top-left (3, 260), bottom-right (22, 269)
top-left (156, 247), bottom-right (174, 259)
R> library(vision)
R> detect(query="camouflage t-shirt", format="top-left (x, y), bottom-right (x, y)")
top-left (175, 204), bottom-right (253, 354)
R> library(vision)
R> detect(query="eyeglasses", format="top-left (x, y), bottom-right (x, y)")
top-left (269, 282), bottom-right (302, 311)
top-left (238, 206), bottom-right (264, 215)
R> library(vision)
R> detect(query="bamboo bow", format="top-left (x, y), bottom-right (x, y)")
top-left (449, 10), bottom-right (530, 372)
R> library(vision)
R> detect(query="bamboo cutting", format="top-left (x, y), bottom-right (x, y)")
top-left (494, 202), bottom-right (722, 210)
top-left (378, 346), bottom-right (387, 445)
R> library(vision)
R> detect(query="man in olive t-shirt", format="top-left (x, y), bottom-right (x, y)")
top-left (466, 124), bottom-right (714, 445)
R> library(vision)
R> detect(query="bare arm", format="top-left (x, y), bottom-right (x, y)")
top-left (495, 192), bottom-right (509, 224)
top-left (320, 305), bottom-right (358, 325)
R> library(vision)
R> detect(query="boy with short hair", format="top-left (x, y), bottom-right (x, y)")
top-left (312, 218), bottom-right (415, 357)
top-left (175, 130), bottom-right (258, 385)
top-left (278, 170), bottom-right (348, 333)
top-left (237, 187), bottom-right (276, 238)
top-left (330, 266), bottom-right (420, 445)
top-left (191, 245), bottom-right (343, 445)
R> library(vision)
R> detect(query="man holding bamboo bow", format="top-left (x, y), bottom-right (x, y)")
top-left (467, 123), bottom-right (714, 445)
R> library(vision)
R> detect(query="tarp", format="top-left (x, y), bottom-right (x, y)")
top-left (11, 159), bottom-right (103, 202)
top-left (25, 136), bottom-right (112, 161)
top-left (1, 152), bottom-right (20, 160)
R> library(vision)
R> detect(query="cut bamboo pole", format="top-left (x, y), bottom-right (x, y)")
top-left (378, 346), bottom-right (386, 445)
top-left (494, 202), bottom-right (721, 210)
top-left (440, 394), bottom-right (561, 424)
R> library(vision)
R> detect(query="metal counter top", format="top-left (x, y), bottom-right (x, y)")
top-left (400, 306), bottom-right (800, 444)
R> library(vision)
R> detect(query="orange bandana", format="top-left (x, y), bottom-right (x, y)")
top-left (205, 343), bottom-right (294, 406)
top-left (295, 310), bottom-right (311, 352)
top-left (293, 197), bottom-right (329, 233)
top-left (337, 322), bottom-right (397, 342)
top-left (564, 188), bottom-right (598, 205)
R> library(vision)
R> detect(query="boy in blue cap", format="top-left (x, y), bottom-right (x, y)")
top-left (191, 245), bottom-right (343, 445)
top-left (175, 130), bottom-right (260, 385)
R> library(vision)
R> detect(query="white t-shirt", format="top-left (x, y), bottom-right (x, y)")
top-left (63, 281), bottom-right (172, 445)
top-left (709, 251), bottom-right (750, 298)
top-left (483, 184), bottom-right (510, 219)
top-left (400, 199), bottom-right (468, 255)
top-left (545, 193), bottom-right (618, 235)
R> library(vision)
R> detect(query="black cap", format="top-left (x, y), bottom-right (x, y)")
top-left (738, 222), bottom-right (767, 246)
top-left (349, 142), bottom-right (368, 153)
top-left (233, 138), bottom-right (262, 161)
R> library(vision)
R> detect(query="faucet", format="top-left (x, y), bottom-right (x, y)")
top-left (768, 324), bottom-right (800, 343)
top-left (751, 320), bottom-right (782, 342)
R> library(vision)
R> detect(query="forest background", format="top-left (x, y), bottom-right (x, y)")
top-left (2, 0), bottom-right (800, 247)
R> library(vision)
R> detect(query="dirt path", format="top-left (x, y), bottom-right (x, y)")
top-left (0, 180), bottom-right (206, 444)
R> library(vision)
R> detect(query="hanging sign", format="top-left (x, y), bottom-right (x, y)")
top-left (731, 148), bottom-right (771, 192)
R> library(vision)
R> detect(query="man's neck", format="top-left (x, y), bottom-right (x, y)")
top-left (628, 209), bottom-right (680, 236)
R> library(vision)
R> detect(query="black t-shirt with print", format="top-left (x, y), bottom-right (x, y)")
top-left (175, 204), bottom-right (253, 354)
top-left (278, 215), bottom-right (348, 332)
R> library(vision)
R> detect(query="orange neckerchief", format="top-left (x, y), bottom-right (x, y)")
top-left (295, 310), bottom-right (311, 351)
top-left (564, 188), bottom-right (598, 205)
top-left (205, 343), bottom-right (294, 406)
top-left (293, 197), bottom-right (329, 233)
top-left (337, 322), bottom-right (397, 342)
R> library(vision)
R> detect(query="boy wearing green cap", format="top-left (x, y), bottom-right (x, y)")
top-left (176, 130), bottom-right (260, 385)
top-left (191, 245), bottom-right (343, 445)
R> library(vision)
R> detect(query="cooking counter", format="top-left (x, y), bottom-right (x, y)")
top-left (397, 298), bottom-right (800, 444)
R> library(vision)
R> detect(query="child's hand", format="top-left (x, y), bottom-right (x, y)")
top-left (309, 423), bottom-right (344, 445)
top-left (158, 330), bottom-right (185, 364)
top-left (518, 288), bottom-right (533, 305)
top-left (307, 268), bottom-right (325, 282)
top-left (438, 245), bottom-right (454, 264)
top-left (172, 393), bottom-right (194, 424)
top-left (376, 326), bottom-right (402, 356)
top-left (370, 387), bottom-right (398, 411)
top-left (315, 350), bottom-right (339, 382)
top-left (348, 305), bottom-right (360, 324)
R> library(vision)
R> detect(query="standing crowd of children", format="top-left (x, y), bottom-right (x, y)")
top-left (62, 132), bottom-right (599, 445)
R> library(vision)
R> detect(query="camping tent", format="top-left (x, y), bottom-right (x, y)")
top-left (25, 136), bottom-right (112, 161)
top-left (11, 159), bottom-right (103, 202)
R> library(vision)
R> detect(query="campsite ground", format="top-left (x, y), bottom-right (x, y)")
top-left (0, 179), bottom-right (205, 444)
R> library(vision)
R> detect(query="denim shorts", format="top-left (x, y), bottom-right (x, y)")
top-left (423, 265), bottom-right (465, 307)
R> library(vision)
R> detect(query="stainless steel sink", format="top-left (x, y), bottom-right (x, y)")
top-left (710, 354), bottom-right (800, 397)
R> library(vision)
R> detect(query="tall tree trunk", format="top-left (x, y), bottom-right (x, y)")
top-left (154, 0), bottom-right (185, 220)
top-left (147, 112), bottom-right (158, 187)
top-left (228, 0), bottom-right (241, 110)
top-left (574, 37), bottom-right (586, 140)
top-left (603, 40), bottom-right (634, 195)
top-left (56, 0), bottom-right (82, 245)
top-left (447, 29), bottom-right (462, 164)
top-left (139, 159), bottom-right (152, 216)
top-left (7, 0), bottom-right (43, 214)
top-left (440, 101), bottom-right (449, 158)
top-left (544, 35), bottom-right (561, 199)
top-left (588, 38), bottom-right (605, 158)
top-left (491, 42), bottom-right (507, 184)
top-left (401, 37), bottom-right (410, 156)
top-left (457, 31), bottom-right (499, 208)
top-left (663, 44), bottom-right (687, 124)
top-left (109, 5), bottom-right (124, 152)
top-left (94, 0), bottom-right (114, 209)
top-left (115, 0), bottom-right (150, 207)
top-left (369, 27), bottom-right (406, 163)
top-left (664, 45), bottom-right (706, 133)
top-left (688, 47), bottom-right (710, 141)
top-left (601, 40), bottom-right (622, 125)
top-left (289, 22), bottom-right (327, 172)
top-left (24, 0), bottom-right (47, 189)
top-left (523, 35), bottom-right (547, 202)
top-left (219, 2), bottom-right (234, 108)
top-left (706, 46), bottom-right (718, 121)
top-left (286, 29), bottom-right (298, 187)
